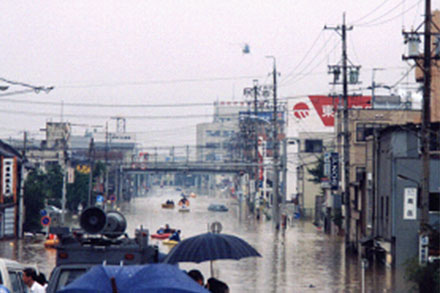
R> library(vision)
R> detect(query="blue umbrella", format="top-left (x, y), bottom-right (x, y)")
top-left (164, 232), bottom-right (261, 264)
top-left (58, 264), bottom-right (209, 293)
top-left (121, 263), bottom-right (209, 293)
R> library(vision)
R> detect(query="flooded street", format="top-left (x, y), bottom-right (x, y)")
top-left (1, 187), bottom-right (405, 292)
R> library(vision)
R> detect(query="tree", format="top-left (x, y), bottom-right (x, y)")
top-left (44, 164), bottom-right (63, 206)
top-left (66, 170), bottom-right (89, 212)
top-left (23, 169), bottom-right (46, 232)
top-left (307, 155), bottom-right (325, 193)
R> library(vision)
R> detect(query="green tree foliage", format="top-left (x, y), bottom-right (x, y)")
top-left (405, 257), bottom-right (440, 292)
top-left (23, 169), bottom-right (47, 232)
top-left (307, 155), bottom-right (324, 184)
top-left (93, 161), bottom-right (106, 178)
top-left (45, 164), bottom-right (63, 206)
top-left (66, 170), bottom-right (89, 212)
top-left (307, 155), bottom-right (325, 197)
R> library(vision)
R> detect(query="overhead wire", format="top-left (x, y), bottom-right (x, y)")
top-left (356, 0), bottom-right (422, 27)
top-left (280, 29), bottom-right (324, 83)
top-left (280, 32), bottom-right (336, 86)
top-left (57, 74), bottom-right (266, 89)
top-left (0, 97), bottom-right (213, 108)
top-left (350, 0), bottom-right (393, 25)
top-left (280, 36), bottom-right (340, 88)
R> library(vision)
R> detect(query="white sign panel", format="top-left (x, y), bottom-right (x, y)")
top-left (403, 187), bottom-right (417, 220)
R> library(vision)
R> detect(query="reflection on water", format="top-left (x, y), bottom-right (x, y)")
top-left (1, 187), bottom-right (402, 292)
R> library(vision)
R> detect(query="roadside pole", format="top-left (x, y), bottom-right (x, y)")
top-left (18, 131), bottom-right (27, 238)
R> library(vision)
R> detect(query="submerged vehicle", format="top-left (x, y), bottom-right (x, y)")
top-left (46, 207), bottom-right (161, 293)
top-left (208, 203), bottom-right (229, 212)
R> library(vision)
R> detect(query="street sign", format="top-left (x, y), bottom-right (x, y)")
top-left (40, 209), bottom-right (47, 217)
top-left (330, 152), bottom-right (339, 190)
top-left (41, 216), bottom-right (51, 227)
top-left (96, 195), bottom-right (104, 203)
top-left (109, 195), bottom-right (116, 202)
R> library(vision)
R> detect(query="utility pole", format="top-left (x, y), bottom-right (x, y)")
top-left (105, 122), bottom-right (109, 200)
top-left (421, 0), bottom-right (432, 232)
top-left (253, 79), bottom-right (260, 212)
top-left (325, 13), bottom-right (357, 250)
top-left (61, 126), bottom-right (69, 226)
top-left (18, 131), bottom-right (27, 238)
top-left (267, 56), bottom-right (280, 229)
top-left (402, 0), bottom-right (437, 235)
top-left (87, 138), bottom-right (95, 207)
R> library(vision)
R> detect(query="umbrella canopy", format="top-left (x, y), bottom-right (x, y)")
top-left (58, 264), bottom-right (209, 293)
top-left (164, 232), bottom-right (262, 264)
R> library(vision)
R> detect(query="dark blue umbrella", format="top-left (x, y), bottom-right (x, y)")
top-left (164, 232), bottom-right (262, 264)
top-left (57, 265), bottom-right (134, 293)
top-left (58, 264), bottom-right (209, 293)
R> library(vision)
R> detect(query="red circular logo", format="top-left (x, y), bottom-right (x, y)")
top-left (293, 102), bottom-right (310, 119)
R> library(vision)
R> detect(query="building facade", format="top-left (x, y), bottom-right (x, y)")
top-left (372, 124), bottom-right (440, 266)
top-left (341, 109), bottom-right (421, 251)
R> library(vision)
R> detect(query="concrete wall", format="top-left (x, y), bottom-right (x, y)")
top-left (376, 127), bottom-right (440, 266)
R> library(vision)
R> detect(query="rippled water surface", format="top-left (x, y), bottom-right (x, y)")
top-left (1, 187), bottom-right (407, 292)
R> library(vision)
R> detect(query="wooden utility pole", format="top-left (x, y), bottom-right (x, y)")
top-left (420, 0), bottom-right (432, 230)
top-left (267, 56), bottom-right (280, 229)
top-left (325, 13), bottom-right (355, 250)
top-left (402, 0), bottom-right (437, 234)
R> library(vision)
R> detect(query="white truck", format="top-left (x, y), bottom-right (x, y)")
top-left (0, 258), bottom-right (38, 293)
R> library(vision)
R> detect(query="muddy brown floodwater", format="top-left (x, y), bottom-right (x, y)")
top-left (1, 186), bottom-right (411, 292)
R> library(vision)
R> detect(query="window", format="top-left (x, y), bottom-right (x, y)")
top-left (430, 192), bottom-right (440, 212)
top-left (304, 139), bottom-right (323, 153)
top-left (356, 123), bottom-right (388, 142)
top-left (8, 271), bottom-right (23, 293)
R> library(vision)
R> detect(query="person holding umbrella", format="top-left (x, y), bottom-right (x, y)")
top-left (206, 278), bottom-right (229, 293)
top-left (188, 269), bottom-right (204, 286)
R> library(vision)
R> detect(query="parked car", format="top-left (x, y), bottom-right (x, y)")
top-left (208, 203), bottom-right (229, 212)
top-left (45, 205), bottom-right (62, 215)
top-left (0, 258), bottom-right (38, 293)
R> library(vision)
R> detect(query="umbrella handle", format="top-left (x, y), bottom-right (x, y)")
top-left (111, 277), bottom-right (118, 293)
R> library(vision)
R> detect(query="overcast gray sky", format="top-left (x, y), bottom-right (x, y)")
top-left (0, 0), bottom-right (438, 147)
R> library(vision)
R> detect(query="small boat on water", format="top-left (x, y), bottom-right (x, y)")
top-left (162, 200), bottom-right (175, 209)
top-left (162, 239), bottom-right (179, 248)
top-left (208, 203), bottom-right (229, 212)
top-left (179, 206), bottom-right (190, 213)
top-left (44, 236), bottom-right (59, 248)
top-left (151, 233), bottom-right (172, 240)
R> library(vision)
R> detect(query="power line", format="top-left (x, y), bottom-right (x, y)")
top-left (57, 75), bottom-right (266, 89)
top-left (0, 97), bottom-right (213, 108)
top-left (351, 0), bottom-right (393, 24)
top-left (280, 33), bottom-right (336, 86)
top-left (356, 0), bottom-right (422, 27)
top-left (280, 29), bottom-right (324, 83)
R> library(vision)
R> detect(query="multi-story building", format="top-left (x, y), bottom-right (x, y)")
top-left (369, 123), bottom-right (440, 266)
top-left (340, 108), bottom-right (421, 251)
top-left (296, 132), bottom-right (334, 220)
top-left (196, 101), bottom-right (251, 162)
top-left (0, 140), bottom-right (22, 239)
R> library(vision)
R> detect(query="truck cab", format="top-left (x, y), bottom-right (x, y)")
top-left (46, 208), bottom-right (162, 293)
top-left (0, 258), bottom-right (38, 293)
